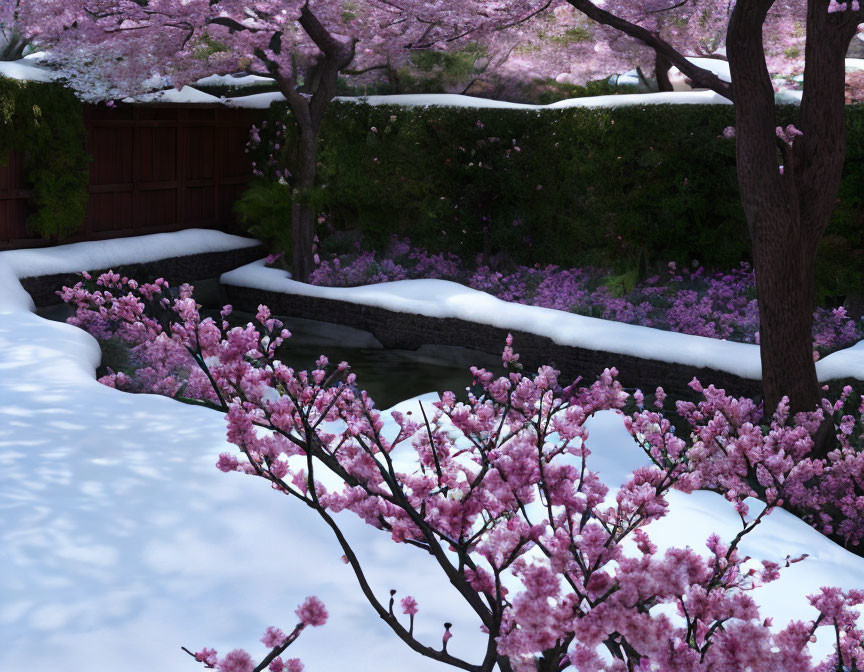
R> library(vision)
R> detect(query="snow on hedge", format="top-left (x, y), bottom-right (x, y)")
top-left (121, 85), bottom-right (222, 105)
top-left (222, 89), bottom-right (734, 110)
top-left (1, 231), bottom-right (863, 670)
top-left (195, 73), bottom-right (275, 88)
top-left (223, 90), bottom-right (287, 109)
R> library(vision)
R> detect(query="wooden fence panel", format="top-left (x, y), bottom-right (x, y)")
top-left (0, 151), bottom-right (37, 244)
top-left (0, 103), bottom-right (265, 249)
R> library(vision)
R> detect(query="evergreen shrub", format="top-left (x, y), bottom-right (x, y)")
top-left (0, 76), bottom-right (90, 240)
top-left (247, 101), bottom-right (864, 300)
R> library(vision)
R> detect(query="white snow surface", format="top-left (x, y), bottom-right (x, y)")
top-left (224, 90), bottom-right (287, 109)
top-left (0, 57), bottom-right (54, 83)
top-left (339, 90), bottom-right (732, 109)
top-left (223, 261), bottom-right (762, 378)
top-left (122, 85), bottom-right (222, 105)
top-left (195, 73), bottom-right (275, 88)
top-left (668, 57), bottom-right (732, 89)
top-left (2, 231), bottom-right (864, 670)
top-left (224, 90), bottom-right (732, 110)
top-left (221, 260), bottom-right (864, 384)
top-left (0, 229), bottom-right (259, 314)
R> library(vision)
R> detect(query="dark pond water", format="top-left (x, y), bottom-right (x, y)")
top-left (263, 313), bottom-right (500, 408)
top-left (39, 300), bottom-right (501, 410)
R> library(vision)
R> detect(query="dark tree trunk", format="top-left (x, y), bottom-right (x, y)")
top-left (291, 130), bottom-right (318, 282)
top-left (263, 5), bottom-right (356, 282)
top-left (0, 28), bottom-right (27, 61)
top-left (562, 0), bottom-right (864, 430)
top-left (655, 51), bottom-right (673, 92)
top-left (727, 0), bottom-right (859, 431)
top-left (750, 220), bottom-right (820, 418)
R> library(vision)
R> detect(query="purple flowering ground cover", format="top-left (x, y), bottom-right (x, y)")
top-left (284, 235), bottom-right (864, 358)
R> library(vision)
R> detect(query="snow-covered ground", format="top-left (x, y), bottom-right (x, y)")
top-left (221, 260), bottom-right (864, 384)
top-left (121, 86), bottom-right (222, 105)
top-left (225, 89), bottom-right (734, 110)
top-left (0, 53), bottom-right (55, 83)
top-left (1, 230), bottom-right (863, 670)
top-left (0, 55), bottom-right (832, 110)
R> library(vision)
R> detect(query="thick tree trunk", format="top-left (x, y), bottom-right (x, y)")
top-left (727, 0), bottom-right (806, 415)
top-left (727, 0), bottom-right (859, 426)
top-left (0, 28), bottom-right (27, 61)
top-left (291, 130), bottom-right (318, 282)
top-left (751, 220), bottom-right (819, 417)
top-left (655, 51), bottom-right (673, 92)
top-left (264, 5), bottom-right (356, 282)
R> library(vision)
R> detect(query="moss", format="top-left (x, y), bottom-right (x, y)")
top-left (548, 27), bottom-right (592, 45)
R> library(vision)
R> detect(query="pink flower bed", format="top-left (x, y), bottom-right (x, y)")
top-left (303, 237), bottom-right (862, 357)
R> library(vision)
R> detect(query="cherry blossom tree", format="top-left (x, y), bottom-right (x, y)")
top-left (529, 0), bottom-right (863, 450)
top-left (20, 0), bottom-right (551, 280)
top-left (442, 1), bottom-right (809, 97)
top-left (59, 272), bottom-right (864, 671)
top-left (184, 595), bottom-right (327, 672)
top-left (26, 0), bottom-right (864, 436)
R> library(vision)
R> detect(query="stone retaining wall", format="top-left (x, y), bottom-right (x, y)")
top-left (20, 245), bottom-right (265, 307)
top-left (224, 284), bottom-right (763, 401)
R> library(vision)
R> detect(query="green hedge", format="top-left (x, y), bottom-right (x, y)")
top-left (247, 101), bottom-right (864, 297)
top-left (0, 76), bottom-right (90, 240)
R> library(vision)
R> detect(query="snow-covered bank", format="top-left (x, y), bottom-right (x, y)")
top-left (2, 231), bottom-right (864, 670)
top-left (0, 229), bottom-right (260, 313)
top-left (224, 89), bottom-right (733, 110)
top-left (0, 56), bottom-right (54, 83)
top-left (221, 260), bottom-right (864, 384)
top-left (0, 232), bottom-right (482, 671)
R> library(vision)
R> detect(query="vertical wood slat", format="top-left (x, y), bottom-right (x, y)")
top-left (215, 108), bottom-right (223, 225)
top-left (0, 151), bottom-right (36, 243)
top-left (176, 108), bottom-right (186, 227)
top-left (0, 103), bottom-right (264, 249)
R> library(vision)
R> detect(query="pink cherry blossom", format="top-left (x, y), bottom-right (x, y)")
top-left (69, 276), bottom-right (864, 671)
top-left (295, 596), bottom-right (328, 627)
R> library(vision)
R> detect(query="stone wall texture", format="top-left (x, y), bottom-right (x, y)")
top-left (224, 284), bottom-right (764, 401)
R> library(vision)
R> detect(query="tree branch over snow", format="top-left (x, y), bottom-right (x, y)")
top-left (564, 0), bottom-right (735, 100)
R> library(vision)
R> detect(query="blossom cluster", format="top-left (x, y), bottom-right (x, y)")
top-left (301, 237), bottom-right (863, 356)
top-left (57, 271), bottom-right (288, 408)
top-left (188, 596), bottom-right (327, 672)
top-left (210, 328), bottom-right (864, 671)
top-left (60, 274), bottom-right (864, 671)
